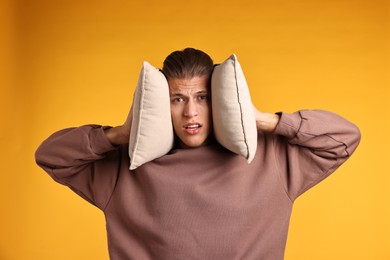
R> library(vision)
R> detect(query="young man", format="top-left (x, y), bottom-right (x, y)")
top-left (35, 48), bottom-right (361, 259)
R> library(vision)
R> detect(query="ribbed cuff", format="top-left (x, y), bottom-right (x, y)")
top-left (273, 112), bottom-right (302, 139)
top-left (88, 125), bottom-right (118, 155)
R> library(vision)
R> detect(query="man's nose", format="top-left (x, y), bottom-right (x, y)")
top-left (184, 100), bottom-right (198, 117)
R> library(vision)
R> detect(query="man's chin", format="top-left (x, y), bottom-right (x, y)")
top-left (178, 141), bottom-right (204, 149)
top-left (176, 135), bottom-right (214, 149)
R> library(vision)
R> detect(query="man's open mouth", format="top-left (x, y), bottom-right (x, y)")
top-left (184, 123), bottom-right (201, 129)
top-left (183, 123), bottom-right (202, 135)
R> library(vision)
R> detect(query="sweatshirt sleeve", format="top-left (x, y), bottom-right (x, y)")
top-left (35, 124), bottom-right (122, 210)
top-left (272, 110), bottom-right (361, 201)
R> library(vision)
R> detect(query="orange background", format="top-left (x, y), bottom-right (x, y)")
top-left (1, 0), bottom-right (389, 259)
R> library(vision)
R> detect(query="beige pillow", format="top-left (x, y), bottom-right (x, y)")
top-left (128, 61), bottom-right (174, 170)
top-left (211, 54), bottom-right (257, 163)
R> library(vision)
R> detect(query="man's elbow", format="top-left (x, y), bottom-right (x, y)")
top-left (346, 123), bottom-right (361, 157)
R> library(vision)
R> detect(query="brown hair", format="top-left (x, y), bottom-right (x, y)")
top-left (162, 48), bottom-right (214, 79)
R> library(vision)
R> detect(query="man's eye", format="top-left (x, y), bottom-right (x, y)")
top-left (173, 97), bottom-right (184, 102)
top-left (199, 95), bottom-right (208, 101)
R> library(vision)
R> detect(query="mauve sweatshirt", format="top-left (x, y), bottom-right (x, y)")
top-left (35, 110), bottom-right (360, 260)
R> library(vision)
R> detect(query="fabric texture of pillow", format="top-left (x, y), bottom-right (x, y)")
top-left (128, 61), bottom-right (174, 170)
top-left (211, 54), bottom-right (257, 163)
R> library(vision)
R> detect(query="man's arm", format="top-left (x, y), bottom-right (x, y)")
top-left (35, 125), bottom-right (121, 209)
top-left (264, 109), bottom-right (361, 201)
top-left (35, 105), bottom-right (133, 209)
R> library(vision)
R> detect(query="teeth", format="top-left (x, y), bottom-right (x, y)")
top-left (186, 124), bottom-right (200, 129)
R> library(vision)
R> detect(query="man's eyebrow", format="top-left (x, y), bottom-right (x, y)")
top-left (169, 93), bottom-right (185, 97)
top-left (169, 90), bottom-right (209, 97)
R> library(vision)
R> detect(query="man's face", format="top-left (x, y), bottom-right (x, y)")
top-left (168, 75), bottom-right (212, 148)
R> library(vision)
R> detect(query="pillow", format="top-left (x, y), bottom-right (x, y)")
top-left (211, 54), bottom-right (257, 163)
top-left (128, 61), bottom-right (174, 170)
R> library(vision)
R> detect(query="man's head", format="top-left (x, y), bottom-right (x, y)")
top-left (162, 48), bottom-right (214, 148)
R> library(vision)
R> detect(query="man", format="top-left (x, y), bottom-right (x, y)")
top-left (35, 48), bottom-right (361, 259)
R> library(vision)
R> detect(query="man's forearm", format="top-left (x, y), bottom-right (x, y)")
top-left (105, 105), bottom-right (133, 146)
top-left (104, 126), bottom-right (130, 146)
top-left (254, 110), bottom-right (280, 133)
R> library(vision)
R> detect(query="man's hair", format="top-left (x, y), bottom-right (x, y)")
top-left (162, 48), bottom-right (214, 79)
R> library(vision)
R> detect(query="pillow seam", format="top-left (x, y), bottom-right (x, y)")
top-left (233, 57), bottom-right (250, 159)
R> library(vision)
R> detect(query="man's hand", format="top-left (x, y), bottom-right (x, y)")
top-left (104, 105), bottom-right (133, 146)
top-left (253, 105), bottom-right (280, 133)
